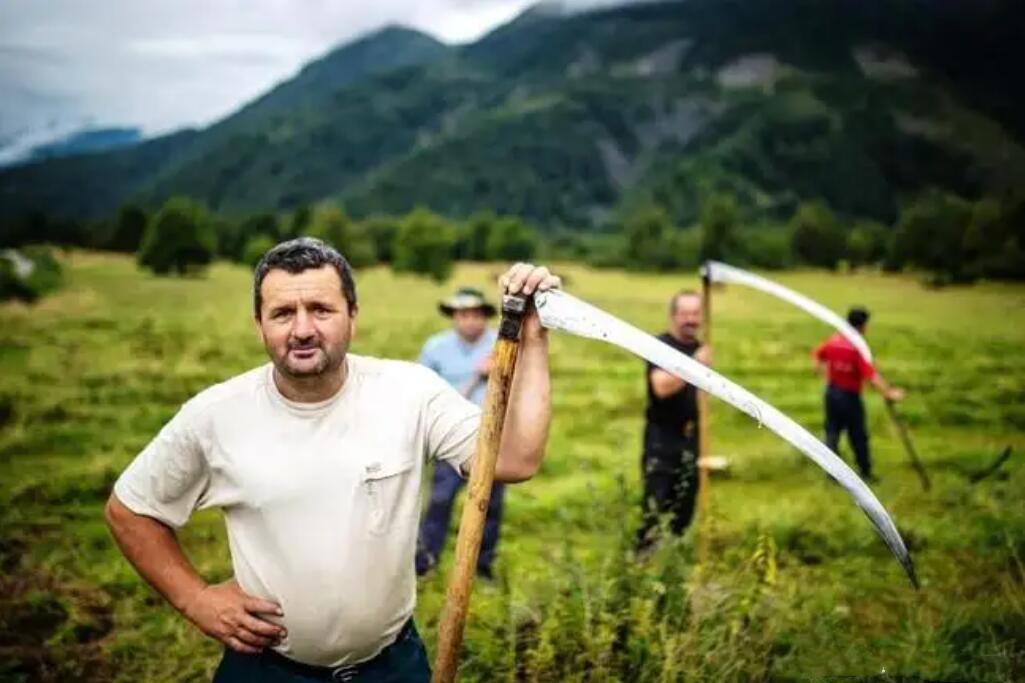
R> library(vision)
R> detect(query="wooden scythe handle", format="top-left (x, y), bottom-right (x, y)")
top-left (432, 293), bottom-right (527, 683)
top-left (883, 398), bottom-right (931, 491)
top-left (696, 268), bottom-right (713, 565)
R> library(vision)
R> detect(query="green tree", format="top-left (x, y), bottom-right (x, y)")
top-left (963, 193), bottom-right (1025, 281)
top-left (486, 216), bottom-right (538, 262)
top-left (790, 201), bottom-right (845, 269)
top-left (287, 204), bottom-right (313, 240)
top-left (699, 194), bottom-right (740, 262)
top-left (846, 220), bottom-right (889, 267)
top-left (889, 190), bottom-right (973, 282)
top-left (222, 212), bottom-right (279, 262)
top-left (392, 208), bottom-right (456, 282)
top-left (242, 234), bottom-right (277, 268)
top-left (359, 215), bottom-right (399, 263)
top-left (305, 205), bottom-right (376, 268)
top-left (457, 212), bottom-right (495, 261)
top-left (137, 196), bottom-right (217, 275)
top-left (106, 204), bottom-right (149, 253)
top-left (624, 205), bottom-right (679, 270)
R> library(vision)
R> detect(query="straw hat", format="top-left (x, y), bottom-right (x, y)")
top-left (438, 287), bottom-right (496, 317)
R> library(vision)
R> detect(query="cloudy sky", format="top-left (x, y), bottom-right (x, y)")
top-left (2, 1), bottom-right (636, 162)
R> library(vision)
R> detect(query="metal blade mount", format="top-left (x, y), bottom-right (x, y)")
top-left (534, 288), bottom-right (917, 587)
top-left (703, 261), bottom-right (873, 363)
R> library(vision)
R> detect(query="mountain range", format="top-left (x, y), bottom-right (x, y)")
top-left (1, 0), bottom-right (1021, 231)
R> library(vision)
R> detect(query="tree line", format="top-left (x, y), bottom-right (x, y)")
top-left (1, 187), bottom-right (1022, 287)
top-left (557, 190), bottom-right (1025, 285)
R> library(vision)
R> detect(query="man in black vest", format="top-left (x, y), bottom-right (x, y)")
top-left (637, 290), bottom-right (711, 553)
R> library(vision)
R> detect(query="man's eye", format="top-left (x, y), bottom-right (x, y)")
top-left (272, 310), bottom-right (292, 320)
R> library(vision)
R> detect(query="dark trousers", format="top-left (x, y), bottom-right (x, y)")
top-left (825, 384), bottom-right (872, 478)
top-left (637, 422), bottom-right (700, 550)
top-left (416, 463), bottom-right (505, 576)
top-left (213, 620), bottom-right (429, 682)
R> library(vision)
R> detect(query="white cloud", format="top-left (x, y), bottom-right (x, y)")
top-left (0, 0), bottom-right (647, 161)
top-left (0, 0), bottom-right (534, 157)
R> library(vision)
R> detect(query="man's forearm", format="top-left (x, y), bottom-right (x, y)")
top-left (105, 495), bottom-right (207, 617)
top-left (651, 368), bottom-right (687, 398)
top-left (495, 336), bottom-right (551, 482)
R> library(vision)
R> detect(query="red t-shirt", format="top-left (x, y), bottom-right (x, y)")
top-left (814, 332), bottom-right (876, 393)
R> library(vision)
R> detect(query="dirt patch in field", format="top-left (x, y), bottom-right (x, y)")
top-left (0, 533), bottom-right (114, 682)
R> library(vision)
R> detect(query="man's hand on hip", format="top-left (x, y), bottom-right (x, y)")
top-left (183, 578), bottom-right (286, 654)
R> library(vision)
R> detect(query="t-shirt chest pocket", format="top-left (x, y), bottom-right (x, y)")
top-left (362, 457), bottom-right (417, 536)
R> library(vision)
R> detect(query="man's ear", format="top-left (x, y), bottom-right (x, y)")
top-left (254, 315), bottom-right (264, 344)
top-left (349, 304), bottom-right (359, 338)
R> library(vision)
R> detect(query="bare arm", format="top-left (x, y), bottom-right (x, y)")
top-left (869, 373), bottom-right (905, 401)
top-left (492, 264), bottom-right (558, 483)
top-left (105, 494), bottom-right (285, 653)
top-left (650, 344), bottom-right (711, 399)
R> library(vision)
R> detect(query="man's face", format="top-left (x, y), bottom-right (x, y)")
top-left (452, 308), bottom-right (487, 341)
top-left (670, 294), bottom-right (703, 342)
top-left (256, 266), bottom-right (356, 380)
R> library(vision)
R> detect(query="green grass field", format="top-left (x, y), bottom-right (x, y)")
top-left (2, 252), bottom-right (1024, 682)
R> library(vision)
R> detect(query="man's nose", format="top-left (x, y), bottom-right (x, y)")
top-left (291, 309), bottom-right (316, 338)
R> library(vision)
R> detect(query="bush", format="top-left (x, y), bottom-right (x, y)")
top-left (392, 208), bottom-right (456, 282)
top-left (0, 246), bottom-right (63, 303)
top-left (790, 201), bottom-right (845, 269)
top-left (137, 196), bottom-right (217, 275)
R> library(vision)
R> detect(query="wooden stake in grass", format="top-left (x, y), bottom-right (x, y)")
top-left (432, 293), bottom-right (527, 683)
top-left (697, 266), bottom-right (712, 566)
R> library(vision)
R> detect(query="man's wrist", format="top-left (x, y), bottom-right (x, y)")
top-left (175, 580), bottom-right (210, 621)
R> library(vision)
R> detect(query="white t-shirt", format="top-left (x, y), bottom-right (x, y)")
top-left (113, 354), bottom-right (480, 667)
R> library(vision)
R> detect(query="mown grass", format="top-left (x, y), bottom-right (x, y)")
top-left (1, 252), bottom-right (1023, 682)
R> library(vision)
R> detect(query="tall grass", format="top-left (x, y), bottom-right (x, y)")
top-left (1, 252), bottom-right (1023, 681)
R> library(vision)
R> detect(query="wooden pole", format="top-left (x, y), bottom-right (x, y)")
top-left (432, 294), bottom-right (527, 683)
top-left (697, 266), bottom-right (712, 564)
top-left (883, 397), bottom-right (931, 491)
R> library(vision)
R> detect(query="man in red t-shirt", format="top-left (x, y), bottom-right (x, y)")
top-left (813, 307), bottom-right (904, 481)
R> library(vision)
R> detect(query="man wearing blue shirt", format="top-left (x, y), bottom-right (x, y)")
top-left (415, 287), bottom-right (502, 579)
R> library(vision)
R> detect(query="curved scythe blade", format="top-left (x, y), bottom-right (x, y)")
top-left (535, 288), bottom-right (917, 587)
top-left (704, 260), bottom-right (874, 362)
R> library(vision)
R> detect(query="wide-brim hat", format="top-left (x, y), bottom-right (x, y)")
top-left (438, 287), bottom-right (496, 317)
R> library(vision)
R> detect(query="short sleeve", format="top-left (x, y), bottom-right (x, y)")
top-left (113, 406), bottom-right (210, 529)
top-left (418, 339), bottom-right (438, 371)
top-left (420, 370), bottom-right (480, 475)
top-left (814, 341), bottom-right (829, 362)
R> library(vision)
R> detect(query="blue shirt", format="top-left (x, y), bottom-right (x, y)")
top-left (418, 328), bottom-right (498, 406)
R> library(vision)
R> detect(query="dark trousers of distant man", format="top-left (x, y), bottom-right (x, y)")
top-left (824, 384), bottom-right (872, 478)
top-left (213, 619), bottom-right (429, 682)
top-left (416, 463), bottom-right (505, 578)
top-left (636, 421), bottom-right (700, 550)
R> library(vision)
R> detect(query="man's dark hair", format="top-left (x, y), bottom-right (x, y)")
top-left (847, 306), bottom-right (870, 330)
top-left (669, 289), bottom-right (701, 315)
top-left (253, 237), bottom-right (357, 318)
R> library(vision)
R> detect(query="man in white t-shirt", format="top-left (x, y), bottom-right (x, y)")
top-left (105, 237), bottom-right (560, 682)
